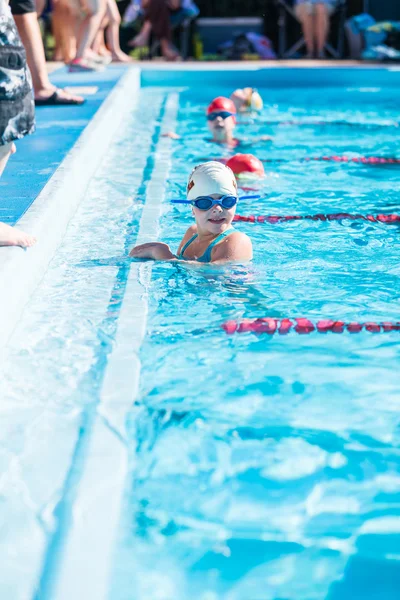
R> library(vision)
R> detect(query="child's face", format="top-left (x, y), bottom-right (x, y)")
top-left (193, 194), bottom-right (236, 235)
top-left (207, 115), bottom-right (236, 142)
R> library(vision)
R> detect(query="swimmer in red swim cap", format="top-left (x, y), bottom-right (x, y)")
top-left (226, 154), bottom-right (265, 178)
top-left (206, 97), bottom-right (272, 147)
top-left (206, 97), bottom-right (238, 146)
top-left (163, 96), bottom-right (272, 146)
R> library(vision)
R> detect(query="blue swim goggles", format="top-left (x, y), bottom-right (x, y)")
top-left (171, 194), bottom-right (259, 211)
top-left (207, 111), bottom-right (235, 121)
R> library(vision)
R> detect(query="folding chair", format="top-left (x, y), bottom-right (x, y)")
top-left (276, 0), bottom-right (347, 58)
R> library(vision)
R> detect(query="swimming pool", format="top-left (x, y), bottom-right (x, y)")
top-left (1, 66), bottom-right (400, 600)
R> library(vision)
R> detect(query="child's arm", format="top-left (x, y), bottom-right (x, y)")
top-left (162, 132), bottom-right (181, 139)
top-left (129, 242), bottom-right (176, 260)
top-left (210, 231), bottom-right (253, 264)
top-left (129, 226), bottom-right (196, 261)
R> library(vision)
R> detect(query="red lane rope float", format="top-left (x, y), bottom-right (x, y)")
top-left (222, 318), bottom-right (400, 335)
top-left (261, 156), bottom-right (400, 164)
top-left (233, 213), bottom-right (400, 224)
top-left (307, 156), bottom-right (400, 164)
top-left (257, 120), bottom-right (400, 128)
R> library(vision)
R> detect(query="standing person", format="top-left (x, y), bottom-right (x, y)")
top-left (295, 0), bottom-right (336, 59)
top-left (0, 0), bottom-right (36, 247)
top-left (9, 0), bottom-right (85, 103)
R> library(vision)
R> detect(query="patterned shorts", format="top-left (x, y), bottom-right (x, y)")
top-left (0, 6), bottom-right (35, 146)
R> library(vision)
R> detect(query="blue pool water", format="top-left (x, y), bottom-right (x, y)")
top-left (1, 69), bottom-right (400, 599)
top-left (111, 76), bottom-right (400, 599)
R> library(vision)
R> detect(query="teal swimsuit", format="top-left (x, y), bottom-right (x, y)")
top-left (178, 228), bottom-right (235, 263)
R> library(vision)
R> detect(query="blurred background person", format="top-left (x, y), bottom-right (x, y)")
top-left (295, 0), bottom-right (336, 58)
top-left (128, 0), bottom-right (181, 60)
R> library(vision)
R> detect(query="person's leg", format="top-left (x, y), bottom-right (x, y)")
top-left (13, 11), bottom-right (85, 102)
top-left (92, 16), bottom-right (109, 54)
top-left (144, 0), bottom-right (180, 60)
top-left (0, 143), bottom-right (15, 178)
top-left (0, 144), bottom-right (36, 248)
top-left (129, 19), bottom-right (152, 48)
top-left (74, 0), bottom-right (107, 60)
top-left (104, 0), bottom-right (131, 61)
top-left (315, 2), bottom-right (330, 57)
top-left (296, 3), bottom-right (315, 58)
top-left (52, 0), bottom-right (78, 62)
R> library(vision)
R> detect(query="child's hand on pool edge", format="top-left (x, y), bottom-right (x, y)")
top-left (129, 242), bottom-right (176, 260)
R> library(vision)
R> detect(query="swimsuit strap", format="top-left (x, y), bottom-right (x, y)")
top-left (179, 228), bottom-right (236, 263)
top-left (198, 228), bottom-right (236, 263)
top-left (178, 233), bottom-right (198, 259)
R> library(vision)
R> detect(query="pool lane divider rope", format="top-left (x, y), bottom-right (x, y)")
top-left (250, 120), bottom-right (400, 128)
top-left (260, 156), bottom-right (400, 165)
top-left (234, 213), bottom-right (400, 224)
top-left (223, 318), bottom-right (400, 335)
top-left (42, 94), bottom-right (179, 600)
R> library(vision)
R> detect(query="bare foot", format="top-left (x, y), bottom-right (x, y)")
top-left (0, 223), bottom-right (37, 248)
top-left (160, 40), bottom-right (181, 61)
top-left (111, 52), bottom-right (133, 63)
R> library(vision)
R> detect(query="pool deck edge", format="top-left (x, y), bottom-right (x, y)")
top-left (0, 66), bottom-right (140, 360)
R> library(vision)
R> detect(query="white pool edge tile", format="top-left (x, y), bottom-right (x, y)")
top-left (49, 92), bottom-right (179, 600)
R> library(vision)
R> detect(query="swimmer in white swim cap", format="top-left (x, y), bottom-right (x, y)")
top-left (230, 88), bottom-right (263, 113)
top-left (130, 161), bottom-right (253, 263)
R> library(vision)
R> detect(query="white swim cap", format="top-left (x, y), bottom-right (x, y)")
top-left (187, 161), bottom-right (238, 200)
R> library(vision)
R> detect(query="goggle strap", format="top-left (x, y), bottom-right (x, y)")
top-left (170, 195), bottom-right (260, 203)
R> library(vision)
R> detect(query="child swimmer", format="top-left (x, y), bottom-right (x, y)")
top-left (164, 96), bottom-right (272, 148)
top-left (129, 162), bottom-right (253, 264)
top-left (230, 88), bottom-right (263, 113)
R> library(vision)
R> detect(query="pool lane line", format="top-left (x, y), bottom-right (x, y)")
top-left (0, 67), bottom-right (140, 365)
top-left (42, 93), bottom-right (179, 600)
top-left (241, 119), bottom-right (400, 128)
top-left (233, 213), bottom-right (400, 224)
top-left (31, 95), bottom-right (165, 600)
top-left (223, 318), bottom-right (400, 335)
